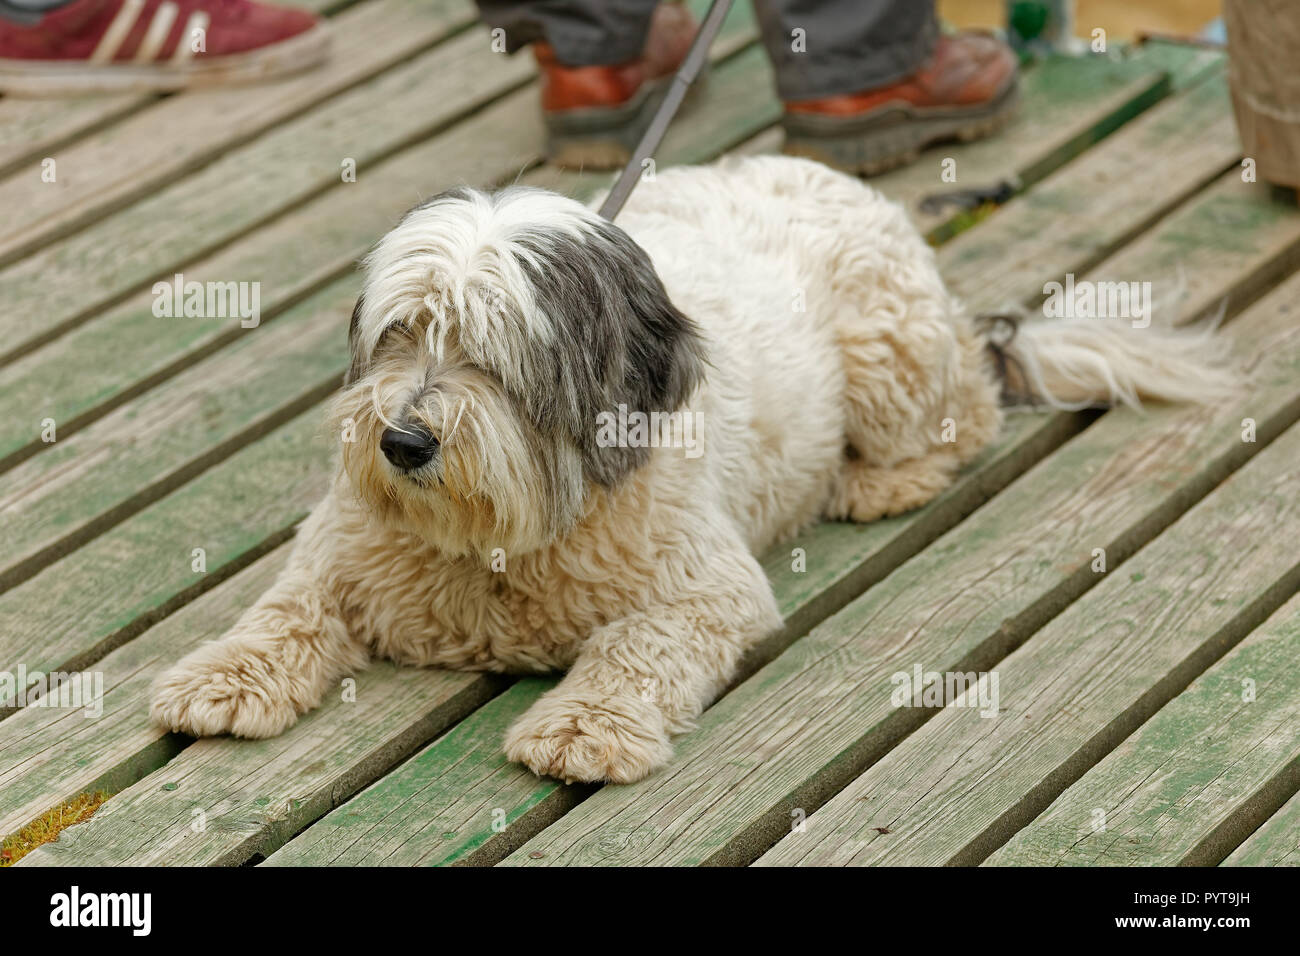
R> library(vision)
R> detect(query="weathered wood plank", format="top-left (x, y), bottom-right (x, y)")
top-left (755, 326), bottom-right (1300, 864)
top-left (0, 546), bottom-right (291, 837)
top-left (18, 664), bottom-right (503, 867)
top-left (983, 589), bottom-right (1300, 867)
top-left (497, 279), bottom-right (1300, 866)
top-left (0, 0), bottom-right (347, 179)
top-left (0, 0), bottom-right (477, 268)
top-left (1222, 789), bottom-right (1300, 866)
top-left (939, 68), bottom-right (1239, 310)
top-left (1085, 171), bottom-right (1300, 327)
top-left (0, 409), bottom-right (333, 683)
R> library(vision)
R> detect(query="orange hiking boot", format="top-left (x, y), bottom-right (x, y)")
top-left (782, 31), bottom-right (1019, 176)
top-left (0, 0), bottom-right (328, 95)
top-left (536, 1), bottom-right (699, 169)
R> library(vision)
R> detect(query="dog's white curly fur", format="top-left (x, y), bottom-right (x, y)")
top-left (151, 156), bottom-right (1230, 783)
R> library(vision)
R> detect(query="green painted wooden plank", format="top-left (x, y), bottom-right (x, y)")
top-left (0, 277), bottom-right (354, 594)
top-left (939, 67), bottom-right (1239, 311)
top-left (0, 0), bottom-right (479, 270)
top-left (18, 661), bottom-right (502, 867)
top-left (497, 281), bottom-right (1300, 866)
top-left (1222, 788), bottom-right (1300, 866)
top-left (984, 589), bottom-right (1300, 867)
top-left (755, 328), bottom-right (1300, 864)
top-left (0, 409), bottom-right (333, 684)
top-left (0, 0), bottom-right (353, 179)
top-left (0, 546), bottom-right (291, 837)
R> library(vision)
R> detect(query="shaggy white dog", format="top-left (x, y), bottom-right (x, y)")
top-left (151, 155), bottom-right (1225, 783)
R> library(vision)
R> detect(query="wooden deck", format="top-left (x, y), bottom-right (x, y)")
top-left (1, 0), bottom-right (1298, 868)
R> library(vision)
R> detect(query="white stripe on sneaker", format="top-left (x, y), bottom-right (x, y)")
top-left (88, 0), bottom-right (146, 64)
top-left (134, 1), bottom-right (179, 62)
top-left (172, 9), bottom-right (210, 63)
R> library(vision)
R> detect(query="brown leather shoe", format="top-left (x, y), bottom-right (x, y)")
top-left (782, 31), bottom-right (1019, 176)
top-left (536, 2), bottom-right (698, 169)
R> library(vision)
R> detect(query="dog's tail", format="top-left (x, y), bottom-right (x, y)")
top-left (977, 310), bottom-right (1237, 411)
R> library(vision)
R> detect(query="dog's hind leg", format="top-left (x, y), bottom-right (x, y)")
top-left (825, 449), bottom-right (964, 523)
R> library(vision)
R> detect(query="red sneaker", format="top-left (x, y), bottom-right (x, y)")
top-left (0, 0), bottom-right (328, 95)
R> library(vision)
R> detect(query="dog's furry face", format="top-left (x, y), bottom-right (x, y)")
top-left (331, 185), bottom-right (707, 558)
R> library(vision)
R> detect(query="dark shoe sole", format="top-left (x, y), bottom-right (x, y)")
top-left (781, 79), bottom-right (1020, 176)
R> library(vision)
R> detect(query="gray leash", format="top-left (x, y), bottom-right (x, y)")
top-left (597, 0), bottom-right (734, 221)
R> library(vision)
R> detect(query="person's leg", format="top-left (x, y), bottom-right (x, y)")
top-left (755, 0), bottom-right (938, 102)
top-left (475, 0), bottom-right (659, 66)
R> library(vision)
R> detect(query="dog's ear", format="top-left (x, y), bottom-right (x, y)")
top-left (517, 218), bottom-right (708, 486)
top-left (343, 292), bottom-right (367, 387)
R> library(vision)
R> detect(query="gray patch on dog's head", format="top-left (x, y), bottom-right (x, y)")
top-left (511, 213), bottom-right (707, 486)
top-left (344, 291), bottom-right (367, 387)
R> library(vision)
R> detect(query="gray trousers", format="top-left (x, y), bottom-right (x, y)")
top-left (474, 0), bottom-right (937, 101)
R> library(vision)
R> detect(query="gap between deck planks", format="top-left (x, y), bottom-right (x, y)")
top-left (985, 588), bottom-right (1300, 867)
top-left (1222, 785), bottom-right (1300, 866)
top-left (498, 278), bottom-right (1300, 867)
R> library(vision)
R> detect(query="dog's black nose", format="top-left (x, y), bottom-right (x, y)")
top-left (380, 425), bottom-right (438, 471)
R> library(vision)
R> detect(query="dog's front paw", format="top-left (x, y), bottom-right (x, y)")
top-left (150, 641), bottom-right (301, 739)
top-left (504, 690), bottom-right (672, 784)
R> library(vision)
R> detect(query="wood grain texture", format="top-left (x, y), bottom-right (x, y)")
top-left (1222, 788), bottom-right (1300, 866)
top-left (0, 277), bottom-right (354, 594)
top-left (755, 320), bottom-right (1300, 864)
top-left (940, 68), bottom-right (1239, 311)
top-left (18, 661), bottom-right (503, 866)
top-left (498, 282), bottom-right (1300, 866)
top-left (0, 547), bottom-right (291, 838)
top-left (0, 409), bottom-right (333, 682)
top-left (0, 0), bottom-right (477, 268)
top-left (983, 588), bottom-right (1300, 867)
top-left (0, 0), bottom-right (347, 179)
